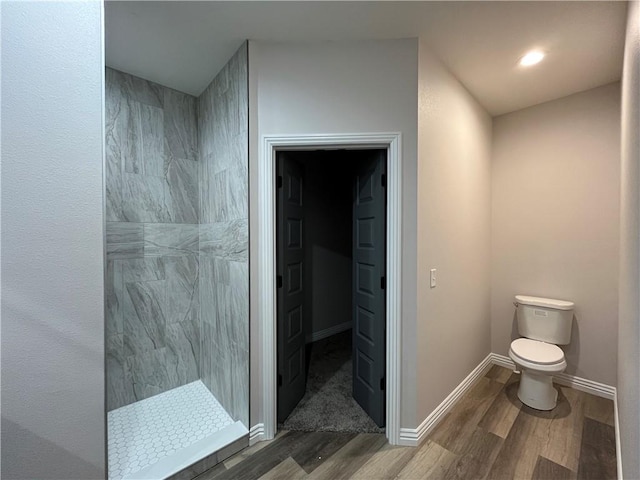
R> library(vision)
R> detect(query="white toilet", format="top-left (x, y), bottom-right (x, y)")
top-left (509, 295), bottom-right (574, 411)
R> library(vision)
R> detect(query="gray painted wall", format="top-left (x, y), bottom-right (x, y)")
top-left (491, 83), bottom-right (621, 386)
top-left (618, 1), bottom-right (640, 477)
top-left (197, 43), bottom-right (249, 427)
top-left (416, 43), bottom-right (493, 423)
top-left (1, 2), bottom-right (106, 478)
top-left (105, 68), bottom-right (200, 410)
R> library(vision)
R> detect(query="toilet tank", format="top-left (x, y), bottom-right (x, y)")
top-left (515, 295), bottom-right (574, 345)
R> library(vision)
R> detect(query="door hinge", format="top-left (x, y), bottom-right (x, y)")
top-left (277, 175), bottom-right (283, 189)
top-left (278, 374), bottom-right (283, 387)
top-left (277, 275), bottom-right (283, 288)
top-left (380, 276), bottom-right (386, 290)
top-left (380, 377), bottom-right (385, 391)
top-left (381, 174), bottom-right (386, 188)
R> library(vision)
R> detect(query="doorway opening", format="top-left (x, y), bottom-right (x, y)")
top-left (276, 150), bottom-right (387, 433)
top-left (258, 132), bottom-right (402, 445)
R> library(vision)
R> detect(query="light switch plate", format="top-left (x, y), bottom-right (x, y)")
top-left (430, 268), bottom-right (437, 288)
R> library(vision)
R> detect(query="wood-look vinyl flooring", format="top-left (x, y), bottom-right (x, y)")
top-left (194, 366), bottom-right (617, 480)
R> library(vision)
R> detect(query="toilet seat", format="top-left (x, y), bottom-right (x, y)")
top-left (510, 338), bottom-right (564, 364)
top-left (509, 338), bottom-right (566, 373)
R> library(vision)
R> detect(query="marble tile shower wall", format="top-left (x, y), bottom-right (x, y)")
top-left (105, 68), bottom-right (201, 410)
top-left (197, 44), bottom-right (249, 427)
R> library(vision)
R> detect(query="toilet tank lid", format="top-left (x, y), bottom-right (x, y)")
top-left (515, 295), bottom-right (574, 310)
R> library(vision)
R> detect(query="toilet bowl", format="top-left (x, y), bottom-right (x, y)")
top-left (509, 337), bottom-right (566, 410)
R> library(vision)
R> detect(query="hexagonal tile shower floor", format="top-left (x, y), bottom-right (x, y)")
top-left (108, 380), bottom-right (247, 480)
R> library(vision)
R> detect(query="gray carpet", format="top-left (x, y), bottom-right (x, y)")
top-left (279, 330), bottom-right (384, 434)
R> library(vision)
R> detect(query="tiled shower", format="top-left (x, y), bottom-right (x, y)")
top-left (105, 44), bottom-right (249, 479)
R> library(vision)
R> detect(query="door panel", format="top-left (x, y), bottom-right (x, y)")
top-left (352, 150), bottom-right (386, 427)
top-left (277, 154), bottom-right (306, 423)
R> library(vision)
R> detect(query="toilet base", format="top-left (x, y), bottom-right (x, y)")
top-left (517, 369), bottom-right (558, 411)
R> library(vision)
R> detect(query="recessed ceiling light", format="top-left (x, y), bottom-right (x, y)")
top-left (519, 50), bottom-right (545, 67)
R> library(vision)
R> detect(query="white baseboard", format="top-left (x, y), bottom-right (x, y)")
top-left (249, 423), bottom-right (264, 446)
top-left (306, 322), bottom-right (352, 344)
top-left (489, 352), bottom-right (517, 370)
top-left (399, 351), bottom-right (618, 448)
top-left (489, 353), bottom-right (616, 400)
top-left (398, 353), bottom-right (494, 446)
top-left (614, 391), bottom-right (623, 479)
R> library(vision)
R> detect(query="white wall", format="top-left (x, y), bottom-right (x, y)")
top-left (492, 83), bottom-right (621, 386)
top-left (416, 43), bottom-right (493, 421)
top-left (618, 1), bottom-right (640, 478)
top-left (248, 39), bottom-right (419, 426)
top-left (1, 2), bottom-right (106, 478)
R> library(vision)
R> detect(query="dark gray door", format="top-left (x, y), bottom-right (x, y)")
top-left (277, 154), bottom-right (306, 423)
top-left (352, 150), bottom-right (386, 427)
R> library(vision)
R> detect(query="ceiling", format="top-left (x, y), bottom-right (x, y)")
top-left (105, 1), bottom-right (627, 116)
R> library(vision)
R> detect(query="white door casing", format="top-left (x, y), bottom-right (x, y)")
top-left (257, 133), bottom-right (403, 445)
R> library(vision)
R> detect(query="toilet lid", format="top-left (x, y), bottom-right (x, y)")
top-left (510, 338), bottom-right (564, 365)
